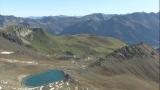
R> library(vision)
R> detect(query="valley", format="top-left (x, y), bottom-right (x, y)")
top-left (0, 12), bottom-right (159, 90)
top-left (0, 42), bottom-right (159, 90)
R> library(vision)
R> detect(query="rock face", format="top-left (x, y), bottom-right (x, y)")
top-left (91, 43), bottom-right (159, 82)
top-left (0, 24), bottom-right (46, 45)
top-left (107, 43), bottom-right (157, 60)
top-left (0, 31), bottom-right (23, 44)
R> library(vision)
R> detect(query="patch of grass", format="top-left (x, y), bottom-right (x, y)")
top-left (29, 33), bottom-right (126, 57)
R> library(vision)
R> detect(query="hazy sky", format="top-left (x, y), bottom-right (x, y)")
top-left (0, 0), bottom-right (159, 17)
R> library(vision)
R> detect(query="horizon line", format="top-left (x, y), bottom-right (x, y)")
top-left (0, 11), bottom-right (159, 18)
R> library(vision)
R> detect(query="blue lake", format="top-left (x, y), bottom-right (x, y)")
top-left (22, 70), bottom-right (66, 87)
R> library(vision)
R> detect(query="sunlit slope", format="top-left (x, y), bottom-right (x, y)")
top-left (0, 25), bottom-right (126, 56)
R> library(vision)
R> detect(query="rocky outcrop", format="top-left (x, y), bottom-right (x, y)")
top-left (0, 31), bottom-right (22, 44)
top-left (0, 25), bottom-right (46, 45)
top-left (106, 43), bottom-right (158, 60)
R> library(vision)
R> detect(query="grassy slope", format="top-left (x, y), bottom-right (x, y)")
top-left (30, 32), bottom-right (126, 57)
top-left (0, 27), bottom-right (126, 58)
top-left (0, 26), bottom-right (126, 57)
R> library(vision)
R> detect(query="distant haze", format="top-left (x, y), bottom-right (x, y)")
top-left (0, 0), bottom-right (159, 17)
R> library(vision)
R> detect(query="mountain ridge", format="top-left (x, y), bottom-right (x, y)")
top-left (89, 43), bottom-right (159, 82)
top-left (0, 12), bottom-right (159, 47)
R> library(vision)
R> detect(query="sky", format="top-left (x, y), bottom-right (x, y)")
top-left (0, 0), bottom-right (159, 17)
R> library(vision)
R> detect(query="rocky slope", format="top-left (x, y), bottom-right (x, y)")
top-left (90, 43), bottom-right (159, 82)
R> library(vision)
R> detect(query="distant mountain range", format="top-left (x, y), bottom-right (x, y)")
top-left (0, 12), bottom-right (159, 47)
